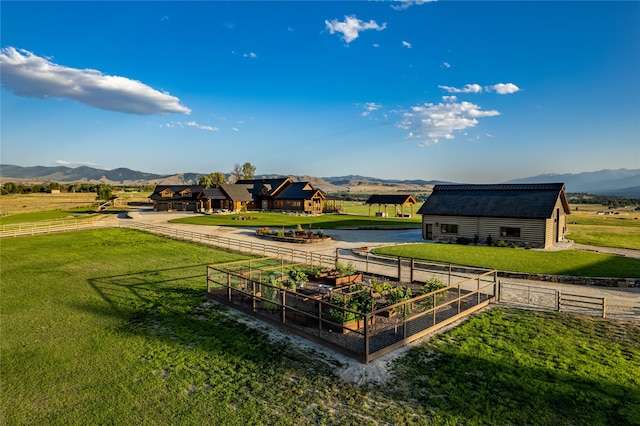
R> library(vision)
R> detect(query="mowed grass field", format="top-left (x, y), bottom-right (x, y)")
top-left (374, 244), bottom-right (640, 278)
top-left (566, 204), bottom-right (640, 250)
top-left (0, 193), bottom-right (100, 218)
top-left (2, 229), bottom-right (639, 425)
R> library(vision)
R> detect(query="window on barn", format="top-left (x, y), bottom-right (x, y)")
top-left (160, 190), bottom-right (174, 198)
top-left (275, 200), bottom-right (284, 207)
top-left (441, 224), bottom-right (458, 234)
top-left (500, 227), bottom-right (521, 238)
top-left (292, 201), bottom-right (301, 207)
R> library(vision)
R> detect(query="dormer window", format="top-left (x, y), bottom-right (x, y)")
top-left (160, 189), bottom-right (174, 198)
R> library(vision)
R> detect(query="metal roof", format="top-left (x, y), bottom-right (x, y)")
top-left (366, 194), bottom-right (417, 205)
top-left (417, 183), bottom-right (569, 219)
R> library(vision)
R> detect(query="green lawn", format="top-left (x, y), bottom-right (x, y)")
top-left (2, 229), bottom-right (638, 425)
top-left (171, 211), bottom-right (421, 229)
top-left (388, 308), bottom-right (640, 425)
top-left (374, 243), bottom-right (640, 278)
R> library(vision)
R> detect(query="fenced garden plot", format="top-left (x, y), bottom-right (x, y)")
top-left (207, 260), bottom-right (498, 363)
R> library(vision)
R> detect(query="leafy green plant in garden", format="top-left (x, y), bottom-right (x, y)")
top-left (324, 283), bottom-right (373, 324)
top-left (387, 286), bottom-right (413, 315)
top-left (287, 266), bottom-right (309, 287)
top-left (418, 277), bottom-right (448, 309)
top-left (335, 261), bottom-right (356, 277)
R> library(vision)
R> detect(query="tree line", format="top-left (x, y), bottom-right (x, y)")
top-left (198, 162), bottom-right (256, 188)
top-left (0, 182), bottom-right (156, 198)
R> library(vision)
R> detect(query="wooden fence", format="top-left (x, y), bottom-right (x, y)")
top-left (498, 282), bottom-right (640, 320)
top-left (0, 218), bottom-right (108, 238)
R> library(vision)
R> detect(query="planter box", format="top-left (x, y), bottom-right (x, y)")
top-left (329, 315), bottom-right (376, 334)
top-left (324, 273), bottom-right (363, 287)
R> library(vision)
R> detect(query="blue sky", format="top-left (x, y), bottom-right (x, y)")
top-left (1, 1), bottom-right (638, 183)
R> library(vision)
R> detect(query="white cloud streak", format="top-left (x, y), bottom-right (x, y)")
top-left (165, 121), bottom-right (219, 131)
top-left (439, 82), bottom-right (521, 95)
top-left (0, 47), bottom-right (191, 115)
top-left (397, 97), bottom-right (500, 144)
top-left (402, 40), bottom-right (412, 48)
top-left (55, 160), bottom-right (100, 167)
top-left (243, 52), bottom-right (257, 58)
top-left (391, 0), bottom-right (437, 10)
top-left (325, 15), bottom-right (386, 43)
top-left (439, 83), bottom-right (483, 94)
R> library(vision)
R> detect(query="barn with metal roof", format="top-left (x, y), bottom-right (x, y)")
top-left (417, 183), bottom-right (570, 248)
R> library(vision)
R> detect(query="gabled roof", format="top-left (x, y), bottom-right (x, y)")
top-left (366, 194), bottom-right (417, 205)
top-left (273, 181), bottom-right (325, 200)
top-left (150, 185), bottom-right (204, 201)
top-left (417, 183), bottom-right (569, 219)
top-left (198, 188), bottom-right (227, 200)
top-left (236, 178), bottom-right (292, 197)
top-left (219, 184), bottom-right (254, 202)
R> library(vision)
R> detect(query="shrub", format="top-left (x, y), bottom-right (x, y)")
top-left (456, 236), bottom-right (471, 245)
top-left (495, 239), bottom-right (509, 247)
top-left (486, 234), bottom-right (493, 246)
top-left (474, 234), bottom-right (479, 245)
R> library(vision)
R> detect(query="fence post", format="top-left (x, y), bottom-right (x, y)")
top-left (364, 313), bottom-right (370, 363)
top-left (366, 253), bottom-right (369, 274)
top-left (227, 272), bottom-right (232, 302)
top-left (557, 291), bottom-right (562, 312)
top-left (448, 263), bottom-right (452, 286)
top-left (410, 258), bottom-right (415, 283)
top-left (281, 290), bottom-right (286, 324)
top-left (397, 256), bottom-right (402, 281)
top-left (602, 297), bottom-right (607, 318)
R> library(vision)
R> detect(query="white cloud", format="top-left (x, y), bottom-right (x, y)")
top-left (391, 0), bottom-right (437, 10)
top-left (0, 47), bottom-right (191, 115)
top-left (402, 40), bottom-right (412, 49)
top-left (487, 83), bottom-right (521, 94)
top-left (361, 102), bottom-right (382, 116)
top-left (185, 121), bottom-right (219, 131)
top-left (243, 52), bottom-right (257, 58)
top-left (439, 83), bottom-right (483, 94)
top-left (397, 97), bottom-right (500, 144)
top-left (55, 160), bottom-right (100, 167)
top-left (442, 62), bottom-right (451, 68)
top-left (325, 15), bottom-right (386, 44)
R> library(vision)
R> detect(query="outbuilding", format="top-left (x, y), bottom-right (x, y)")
top-left (417, 183), bottom-right (570, 249)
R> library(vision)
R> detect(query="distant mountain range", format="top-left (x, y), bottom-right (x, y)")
top-left (1, 164), bottom-right (639, 196)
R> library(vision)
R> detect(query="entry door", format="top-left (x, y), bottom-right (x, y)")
top-left (425, 224), bottom-right (433, 240)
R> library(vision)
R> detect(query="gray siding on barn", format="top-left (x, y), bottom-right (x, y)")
top-left (423, 215), bottom-right (547, 246)
top-left (419, 183), bottom-right (570, 249)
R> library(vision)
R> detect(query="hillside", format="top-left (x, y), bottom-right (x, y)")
top-left (1, 164), bottom-right (638, 196)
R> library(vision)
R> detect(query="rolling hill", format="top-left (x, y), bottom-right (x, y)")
top-left (1, 164), bottom-right (638, 196)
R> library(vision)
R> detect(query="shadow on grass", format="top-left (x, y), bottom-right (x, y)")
top-left (388, 330), bottom-right (640, 425)
top-left (77, 264), bottom-right (340, 374)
